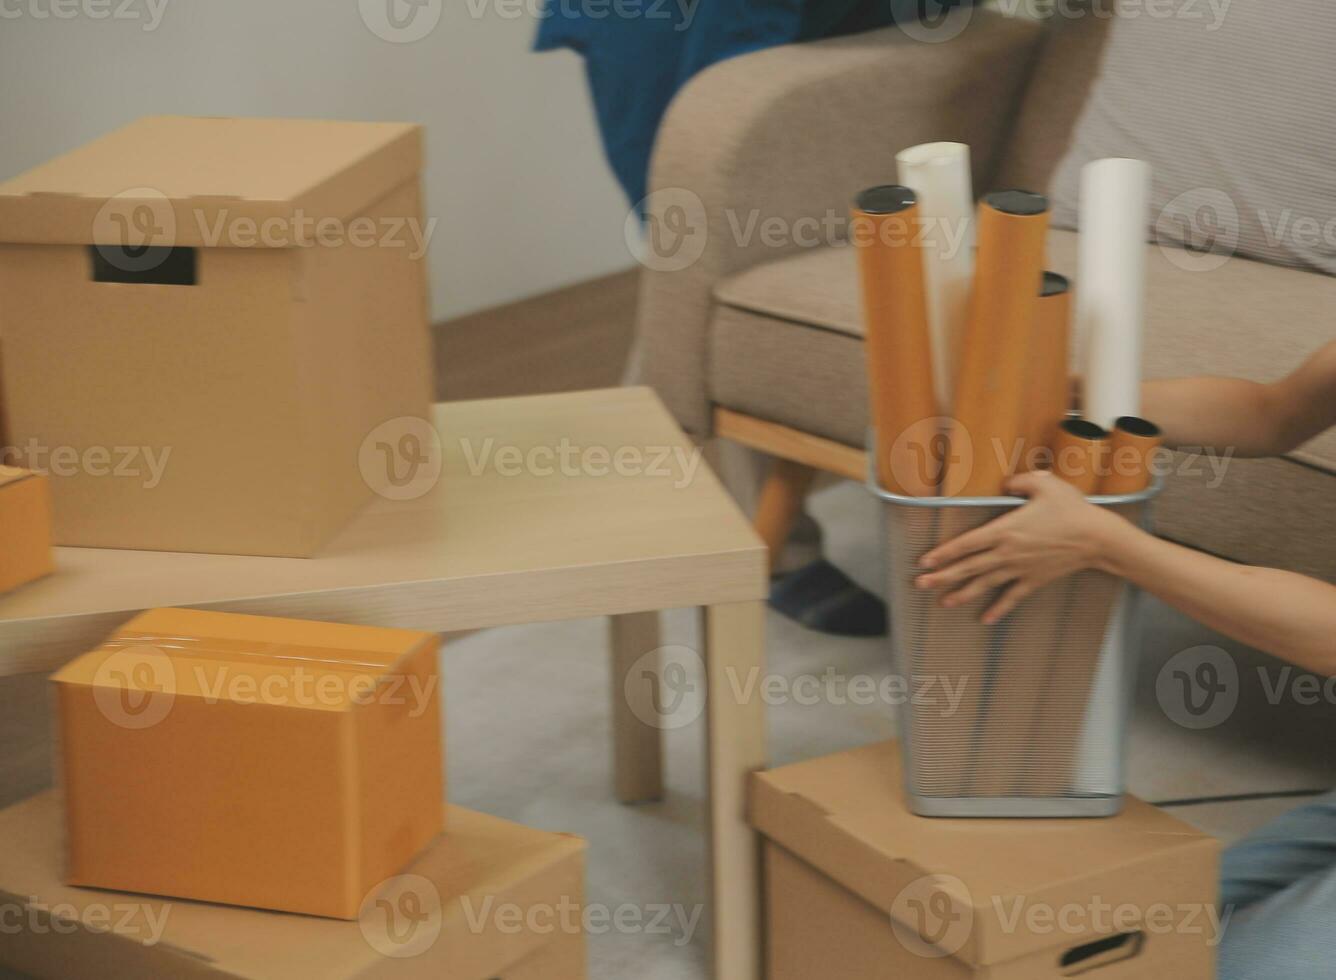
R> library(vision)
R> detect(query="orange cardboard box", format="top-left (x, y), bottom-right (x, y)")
top-left (750, 742), bottom-right (1221, 980)
top-left (0, 116), bottom-right (434, 556)
top-left (0, 795), bottom-right (587, 980)
top-left (50, 607), bottom-right (444, 919)
top-left (0, 466), bottom-right (54, 594)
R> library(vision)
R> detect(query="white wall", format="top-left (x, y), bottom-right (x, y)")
top-left (0, 0), bottom-right (635, 320)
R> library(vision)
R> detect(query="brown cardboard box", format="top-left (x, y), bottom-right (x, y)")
top-left (0, 115), bottom-right (434, 556)
top-left (0, 466), bottom-right (53, 593)
top-left (750, 742), bottom-right (1221, 980)
top-left (0, 794), bottom-right (587, 980)
top-left (50, 608), bottom-right (443, 919)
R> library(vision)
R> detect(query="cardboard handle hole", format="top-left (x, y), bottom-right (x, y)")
top-left (1058, 931), bottom-right (1144, 975)
top-left (90, 245), bottom-right (197, 285)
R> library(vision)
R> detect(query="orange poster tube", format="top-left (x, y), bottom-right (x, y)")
top-left (851, 185), bottom-right (940, 497)
top-left (1100, 416), bottom-right (1162, 495)
top-left (1050, 418), bottom-right (1109, 494)
top-left (944, 191), bottom-right (1051, 497)
top-left (1022, 273), bottom-right (1072, 472)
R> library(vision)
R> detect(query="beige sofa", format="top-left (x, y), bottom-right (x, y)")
top-left (636, 5), bottom-right (1336, 582)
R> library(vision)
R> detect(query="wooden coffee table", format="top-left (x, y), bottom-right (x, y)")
top-left (0, 386), bottom-right (768, 980)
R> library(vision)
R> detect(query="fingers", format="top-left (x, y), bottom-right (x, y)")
top-left (1003, 469), bottom-right (1051, 498)
top-left (915, 550), bottom-right (1007, 591)
top-left (941, 568), bottom-right (1018, 609)
top-left (982, 579), bottom-right (1036, 625)
top-left (919, 520), bottom-right (1007, 570)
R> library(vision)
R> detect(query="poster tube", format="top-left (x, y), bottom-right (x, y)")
top-left (1100, 416), bottom-right (1162, 495)
top-left (1024, 273), bottom-right (1072, 471)
top-left (851, 185), bottom-right (941, 497)
top-left (895, 141), bottom-right (974, 414)
top-left (1051, 418), bottom-right (1109, 494)
top-left (1077, 158), bottom-right (1152, 430)
top-left (944, 190), bottom-right (1050, 497)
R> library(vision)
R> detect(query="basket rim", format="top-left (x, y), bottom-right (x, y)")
top-left (863, 425), bottom-right (1165, 508)
top-left (866, 475), bottom-right (1163, 509)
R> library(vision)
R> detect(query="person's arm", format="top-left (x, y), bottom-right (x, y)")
top-left (1096, 515), bottom-right (1336, 677)
top-left (916, 471), bottom-right (1336, 676)
top-left (1142, 339), bottom-right (1336, 455)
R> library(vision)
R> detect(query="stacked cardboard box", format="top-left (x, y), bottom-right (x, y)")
top-left (0, 796), bottom-right (586, 980)
top-left (0, 467), bottom-right (52, 594)
top-left (751, 742), bottom-right (1221, 980)
top-left (0, 116), bottom-right (435, 557)
top-left (51, 608), bottom-right (445, 918)
top-left (0, 608), bottom-right (588, 979)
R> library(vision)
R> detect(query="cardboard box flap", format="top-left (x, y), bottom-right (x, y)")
top-left (0, 116), bottom-right (421, 246)
top-left (51, 607), bottom-right (437, 712)
top-left (749, 741), bottom-right (1219, 967)
top-left (0, 794), bottom-right (586, 980)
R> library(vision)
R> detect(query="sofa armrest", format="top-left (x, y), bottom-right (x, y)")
top-left (635, 8), bottom-right (1046, 436)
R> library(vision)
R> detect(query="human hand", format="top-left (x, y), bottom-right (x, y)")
top-left (914, 470), bottom-right (1124, 623)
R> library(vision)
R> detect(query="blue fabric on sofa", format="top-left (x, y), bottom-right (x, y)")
top-left (535, 0), bottom-right (970, 207)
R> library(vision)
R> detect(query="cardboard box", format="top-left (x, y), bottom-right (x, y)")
top-left (50, 608), bottom-right (444, 919)
top-left (0, 466), bottom-right (53, 593)
top-left (0, 794), bottom-right (586, 980)
top-left (750, 742), bottom-right (1221, 980)
top-left (0, 115), bottom-right (434, 556)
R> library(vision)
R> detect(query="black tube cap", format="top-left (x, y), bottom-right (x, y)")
top-left (1061, 418), bottom-right (1109, 441)
top-left (854, 185), bottom-right (916, 215)
top-left (984, 189), bottom-right (1048, 216)
top-left (1114, 416), bottom-right (1162, 438)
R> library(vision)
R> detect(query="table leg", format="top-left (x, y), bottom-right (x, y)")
top-left (703, 600), bottom-right (767, 980)
top-left (753, 458), bottom-right (816, 574)
top-left (609, 611), bottom-right (664, 803)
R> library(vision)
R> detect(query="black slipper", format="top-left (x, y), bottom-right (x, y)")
top-left (769, 559), bottom-right (888, 637)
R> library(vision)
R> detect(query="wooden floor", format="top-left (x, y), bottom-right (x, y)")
top-left (432, 268), bottom-right (639, 402)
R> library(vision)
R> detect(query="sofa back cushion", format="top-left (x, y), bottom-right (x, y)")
top-left (992, 1), bottom-right (1112, 193)
top-left (1047, 0), bottom-right (1336, 274)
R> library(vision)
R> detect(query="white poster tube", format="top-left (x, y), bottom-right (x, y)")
top-left (1076, 157), bottom-right (1152, 430)
top-left (895, 142), bottom-right (974, 414)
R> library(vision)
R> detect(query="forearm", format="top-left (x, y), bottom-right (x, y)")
top-left (1094, 519), bottom-right (1336, 676)
top-left (1141, 340), bottom-right (1336, 456)
top-left (1140, 376), bottom-right (1279, 455)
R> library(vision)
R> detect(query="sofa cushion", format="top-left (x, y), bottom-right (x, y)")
top-left (1048, 0), bottom-right (1336, 274)
top-left (709, 233), bottom-right (1336, 578)
top-left (712, 231), bottom-right (1336, 469)
top-left (992, 1), bottom-right (1112, 194)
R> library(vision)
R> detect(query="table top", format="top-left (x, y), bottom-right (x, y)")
top-left (1, 387), bottom-right (766, 676)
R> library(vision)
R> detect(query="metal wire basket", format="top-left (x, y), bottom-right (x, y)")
top-left (870, 473), bottom-right (1160, 818)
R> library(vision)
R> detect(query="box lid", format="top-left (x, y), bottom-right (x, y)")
top-left (0, 116), bottom-right (421, 247)
top-left (50, 607), bottom-right (437, 713)
top-left (0, 793), bottom-right (586, 980)
top-left (749, 741), bottom-right (1220, 968)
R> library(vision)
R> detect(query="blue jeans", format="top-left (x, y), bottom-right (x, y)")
top-left (1218, 791), bottom-right (1336, 978)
